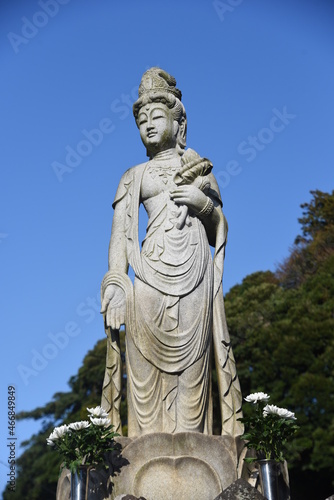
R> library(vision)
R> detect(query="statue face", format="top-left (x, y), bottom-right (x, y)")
top-left (138, 103), bottom-right (178, 155)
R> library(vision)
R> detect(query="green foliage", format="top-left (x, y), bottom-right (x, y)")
top-left (3, 189), bottom-right (334, 500)
top-left (297, 189), bottom-right (334, 242)
top-left (277, 189), bottom-right (334, 289)
top-left (3, 431), bottom-right (62, 499)
top-left (225, 190), bottom-right (334, 498)
top-left (3, 340), bottom-right (108, 500)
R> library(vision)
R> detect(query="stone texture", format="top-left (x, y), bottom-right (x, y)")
top-left (58, 68), bottom-right (248, 500)
top-left (56, 433), bottom-right (245, 500)
top-left (114, 496), bottom-right (147, 500)
top-left (100, 67), bottom-right (243, 439)
top-left (214, 478), bottom-right (265, 500)
top-left (112, 433), bottom-right (240, 500)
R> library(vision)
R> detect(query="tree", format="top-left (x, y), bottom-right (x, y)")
top-left (3, 190), bottom-right (334, 500)
top-left (225, 190), bottom-right (334, 499)
top-left (277, 189), bottom-right (334, 288)
top-left (297, 189), bottom-right (334, 242)
top-left (3, 340), bottom-right (108, 500)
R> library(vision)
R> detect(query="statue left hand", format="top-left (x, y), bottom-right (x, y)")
top-left (169, 185), bottom-right (209, 214)
top-left (100, 284), bottom-right (126, 330)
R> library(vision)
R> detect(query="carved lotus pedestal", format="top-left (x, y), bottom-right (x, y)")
top-left (112, 433), bottom-right (245, 500)
top-left (57, 432), bottom-right (248, 500)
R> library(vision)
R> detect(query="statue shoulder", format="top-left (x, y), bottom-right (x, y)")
top-left (113, 162), bottom-right (147, 208)
top-left (119, 161), bottom-right (147, 181)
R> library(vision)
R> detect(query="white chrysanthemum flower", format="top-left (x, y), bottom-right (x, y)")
top-left (244, 392), bottom-right (270, 404)
top-left (90, 417), bottom-right (111, 427)
top-left (46, 438), bottom-right (55, 446)
top-left (48, 424), bottom-right (69, 441)
top-left (87, 406), bottom-right (109, 418)
top-left (263, 404), bottom-right (297, 420)
top-left (69, 421), bottom-right (90, 431)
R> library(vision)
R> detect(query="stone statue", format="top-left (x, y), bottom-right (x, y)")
top-left (100, 67), bottom-right (243, 438)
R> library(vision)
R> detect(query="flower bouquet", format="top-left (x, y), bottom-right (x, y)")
top-left (46, 406), bottom-right (119, 474)
top-left (238, 392), bottom-right (298, 463)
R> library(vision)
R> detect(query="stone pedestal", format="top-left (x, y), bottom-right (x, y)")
top-left (113, 433), bottom-right (243, 500)
top-left (57, 433), bottom-right (248, 500)
top-left (213, 478), bottom-right (265, 499)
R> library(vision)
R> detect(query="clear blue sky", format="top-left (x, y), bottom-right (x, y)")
top-left (0, 0), bottom-right (333, 493)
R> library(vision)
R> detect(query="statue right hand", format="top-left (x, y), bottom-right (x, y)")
top-left (100, 284), bottom-right (126, 330)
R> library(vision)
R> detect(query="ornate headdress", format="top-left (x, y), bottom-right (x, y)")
top-left (133, 67), bottom-right (183, 120)
top-left (137, 67), bottom-right (182, 100)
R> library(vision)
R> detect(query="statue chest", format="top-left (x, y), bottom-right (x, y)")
top-left (140, 159), bottom-right (181, 201)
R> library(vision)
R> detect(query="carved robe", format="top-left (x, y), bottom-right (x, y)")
top-left (101, 157), bottom-right (243, 437)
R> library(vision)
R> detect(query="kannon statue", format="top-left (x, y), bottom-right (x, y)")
top-left (100, 67), bottom-right (243, 438)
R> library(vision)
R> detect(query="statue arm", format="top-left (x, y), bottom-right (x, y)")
top-left (101, 172), bottom-right (132, 329)
top-left (100, 173), bottom-right (135, 433)
top-left (199, 172), bottom-right (226, 247)
top-left (107, 197), bottom-right (129, 275)
top-left (199, 197), bottom-right (226, 248)
top-left (170, 171), bottom-right (226, 247)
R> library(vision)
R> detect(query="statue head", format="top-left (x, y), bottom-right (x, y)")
top-left (133, 68), bottom-right (187, 157)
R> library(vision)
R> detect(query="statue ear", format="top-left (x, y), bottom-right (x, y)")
top-left (179, 116), bottom-right (186, 136)
top-left (176, 116), bottom-right (187, 149)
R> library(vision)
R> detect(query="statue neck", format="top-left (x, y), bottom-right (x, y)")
top-left (149, 148), bottom-right (180, 161)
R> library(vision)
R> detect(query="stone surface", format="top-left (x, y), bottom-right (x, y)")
top-left (114, 496), bottom-right (147, 500)
top-left (111, 433), bottom-right (240, 500)
top-left (56, 433), bottom-right (245, 499)
top-left (100, 66), bottom-right (243, 438)
top-left (214, 478), bottom-right (265, 499)
top-left (56, 67), bottom-right (248, 500)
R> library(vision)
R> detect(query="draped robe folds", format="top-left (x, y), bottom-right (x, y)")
top-left (101, 160), bottom-right (243, 438)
